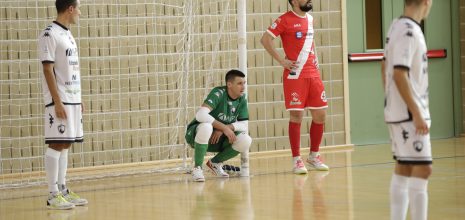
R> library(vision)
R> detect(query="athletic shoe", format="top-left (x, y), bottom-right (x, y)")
top-left (307, 154), bottom-right (329, 171)
top-left (62, 189), bottom-right (88, 206)
top-left (192, 166), bottom-right (205, 182)
top-left (47, 192), bottom-right (75, 210)
top-left (206, 160), bottom-right (229, 177)
top-left (293, 158), bottom-right (308, 174)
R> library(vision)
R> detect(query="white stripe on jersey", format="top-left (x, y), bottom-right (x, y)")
top-left (287, 15), bottom-right (314, 79)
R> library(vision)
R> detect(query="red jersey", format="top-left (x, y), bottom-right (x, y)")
top-left (267, 11), bottom-right (320, 79)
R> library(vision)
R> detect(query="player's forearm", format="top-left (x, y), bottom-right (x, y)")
top-left (260, 34), bottom-right (284, 64)
top-left (393, 69), bottom-right (421, 117)
top-left (212, 120), bottom-right (233, 132)
top-left (42, 64), bottom-right (62, 104)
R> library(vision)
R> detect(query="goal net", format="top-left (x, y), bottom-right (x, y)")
top-left (0, 0), bottom-right (243, 188)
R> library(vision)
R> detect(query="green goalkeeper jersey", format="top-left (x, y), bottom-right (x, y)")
top-left (187, 86), bottom-right (249, 128)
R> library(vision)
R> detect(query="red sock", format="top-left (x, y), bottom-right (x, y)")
top-left (289, 122), bottom-right (301, 157)
top-left (310, 121), bottom-right (324, 152)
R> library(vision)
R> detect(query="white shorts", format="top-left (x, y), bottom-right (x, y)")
top-left (388, 121), bottom-right (432, 164)
top-left (44, 104), bottom-right (83, 144)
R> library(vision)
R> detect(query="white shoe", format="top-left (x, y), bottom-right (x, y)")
top-left (293, 158), bottom-right (308, 174)
top-left (192, 166), bottom-right (205, 182)
top-left (206, 160), bottom-right (229, 177)
top-left (47, 192), bottom-right (75, 210)
top-left (307, 154), bottom-right (329, 171)
top-left (62, 189), bottom-right (88, 206)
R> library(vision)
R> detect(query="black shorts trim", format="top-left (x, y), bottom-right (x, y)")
top-left (393, 65), bottom-right (410, 71)
top-left (394, 156), bottom-right (432, 165)
top-left (45, 102), bottom-right (82, 107)
top-left (42, 60), bottom-right (54, 64)
top-left (45, 137), bottom-right (83, 144)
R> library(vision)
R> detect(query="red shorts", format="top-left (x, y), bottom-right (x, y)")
top-left (283, 77), bottom-right (328, 110)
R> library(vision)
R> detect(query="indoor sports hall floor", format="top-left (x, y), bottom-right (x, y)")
top-left (0, 138), bottom-right (464, 220)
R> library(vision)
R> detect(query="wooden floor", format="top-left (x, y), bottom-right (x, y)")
top-left (0, 138), bottom-right (464, 220)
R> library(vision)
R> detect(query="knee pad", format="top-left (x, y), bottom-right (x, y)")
top-left (232, 132), bottom-right (252, 153)
top-left (194, 123), bottom-right (213, 144)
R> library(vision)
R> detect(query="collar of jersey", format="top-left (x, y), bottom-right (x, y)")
top-left (53, 21), bottom-right (69, 31)
top-left (290, 10), bottom-right (307, 19)
top-left (399, 16), bottom-right (421, 28)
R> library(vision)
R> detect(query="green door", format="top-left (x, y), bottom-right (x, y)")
top-left (347, 0), bottom-right (457, 145)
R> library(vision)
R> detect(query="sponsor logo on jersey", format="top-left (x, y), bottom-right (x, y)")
top-left (49, 113), bottom-right (54, 128)
top-left (65, 48), bottom-right (78, 57)
top-left (405, 22), bottom-right (413, 29)
top-left (296, 31), bottom-right (303, 39)
top-left (218, 113), bottom-right (237, 122)
top-left (65, 81), bottom-right (81, 86)
top-left (290, 92), bottom-right (302, 105)
top-left (402, 129), bottom-right (409, 143)
top-left (58, 124), bottom-right (66, 134)
top-left (69, 60), bottom-right (79, 65)
top-left (320, 91), bottom-right (327, 102)
top-left (65, 89), bottom-right (81, 94)
top-left (271, 22), bottom-right (277, 29)
top-left (43, 32), bottom-right (50, 37)
top-left (293, 23), bottom-right (301, 28)
top-left (413, 140), bottom-right (423, 152)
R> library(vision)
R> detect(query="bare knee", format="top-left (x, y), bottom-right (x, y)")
top-left (310, 109), bottom-right (326, 124)
top-left (48, 143), bottom-right (71, 151)
top-left (411, 165), bottom-right (432, 179)
top-left (289, 111), bottom-right (304, 123)
top-left (395, 164), bottom-right (432, 179)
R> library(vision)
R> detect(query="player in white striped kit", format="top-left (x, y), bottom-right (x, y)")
top-left (261, 0), bottom-right (329, 174)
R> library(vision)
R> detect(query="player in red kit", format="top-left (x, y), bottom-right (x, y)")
top-left (261, 0), bottom-right (329, 174)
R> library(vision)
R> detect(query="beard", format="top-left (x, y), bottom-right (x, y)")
top-left (299, 1), bottom-right (313, 12)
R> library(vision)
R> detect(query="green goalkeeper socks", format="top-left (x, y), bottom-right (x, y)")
top-left (194, 142), bottom-right (208, 167)
top-left (211, 146), bottom-right (239, 163)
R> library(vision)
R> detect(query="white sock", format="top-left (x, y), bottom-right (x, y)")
top-left (309, 151), bottom-right (319, 158)
top-left (45, 148), bottom-right (61, 193)
top-left (408, 177), bottom-right (428, 220)
top-left (58, 149), bottom-right (69, 192)
top-left (390, 174), bottom-right (409, 220)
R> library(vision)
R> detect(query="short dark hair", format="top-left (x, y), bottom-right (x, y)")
top-left (55, 0), bottom-right (78, 14)
top-left (225, 69), bottom-right (245, 83)
top-left (405, 0), bottom-right (423, 6)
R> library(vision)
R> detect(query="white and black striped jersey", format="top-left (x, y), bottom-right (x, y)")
top-left (383, 17), bottom-right (430, 123)
top-left (38, 21), bottom-right (81, 106)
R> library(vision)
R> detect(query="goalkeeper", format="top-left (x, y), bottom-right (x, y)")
top-left (185, 69), bottom-right (252, 182)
